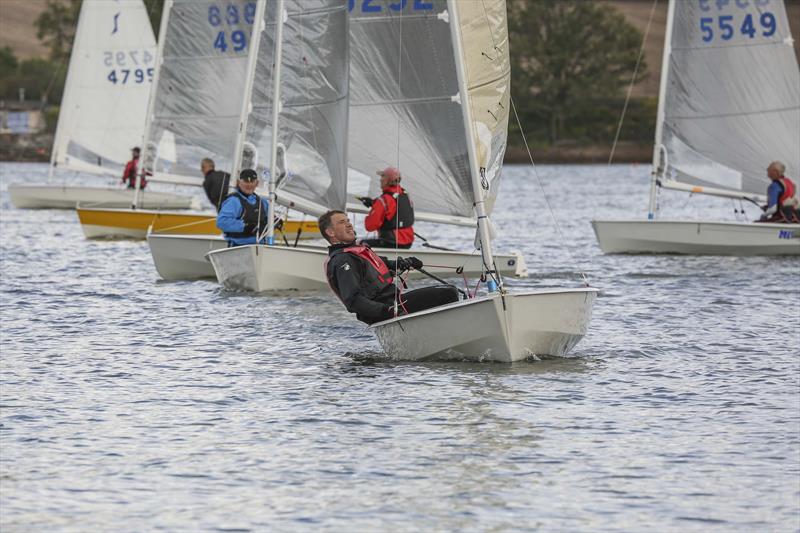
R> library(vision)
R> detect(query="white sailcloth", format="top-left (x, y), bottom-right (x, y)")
top-left (660, 0), bottom-right (800, 194)
top-left (51, 0), bottom-right (156, 176)
top-left (347, 0), bottom-right (509, 219)
top-left (237, 0), bottom-right (349, 215)
top-left (145, 0), bottom-right (256, 183)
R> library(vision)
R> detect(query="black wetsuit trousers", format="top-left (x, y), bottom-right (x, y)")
top-left (396, 285), bottom-right (459, 316)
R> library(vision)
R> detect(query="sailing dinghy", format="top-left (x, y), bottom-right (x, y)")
top-left (8, 0), bottom-right (194, 210)
top-left (364, 0), bottom-right (597, 362)
top-left (592, 0), bottom-right (800, 255)
top-left (206, 0), bottom-right (529, 291)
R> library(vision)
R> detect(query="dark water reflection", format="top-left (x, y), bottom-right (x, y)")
top-left (1, 163), bottom-right (798, 531)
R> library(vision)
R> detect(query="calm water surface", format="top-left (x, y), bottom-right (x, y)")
top-left (1, 163), bottom-right (798, 531)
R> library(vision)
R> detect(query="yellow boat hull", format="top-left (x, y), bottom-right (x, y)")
top-left (76, 207), bottom-right (319, 240)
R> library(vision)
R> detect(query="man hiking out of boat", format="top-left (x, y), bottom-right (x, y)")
top-left (758, 161), bottom-right (799, 223)
top-left (216, 169), bottom-right (270, 246)
top-left (319, 210), bottom-right (459, 325)
top-left (357, 167), bottom-right (415, 249)
top-left (121, 147), bottom-right (146, 190)
top-left (201, 157), bottom-right (231, 212)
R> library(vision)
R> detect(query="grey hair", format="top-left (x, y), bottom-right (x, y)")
top-left (769, 161), bottom-right (786, 174)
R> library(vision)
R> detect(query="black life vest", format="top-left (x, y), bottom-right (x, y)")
top-left (324, 244), bottom-right (396, 304)
top-left (225, 190), bottom-right (268, 239)
top-left (203, 170), bottom-right (231, 212)
top-left (378, 191), bottom-right (415, 241)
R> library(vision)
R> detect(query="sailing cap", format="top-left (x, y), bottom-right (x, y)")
top-left (377, 167), bottom-right (400, 182)
top-left (239, 168), bottom-right (258, 182)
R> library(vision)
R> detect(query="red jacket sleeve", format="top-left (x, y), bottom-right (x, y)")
top-left (364, 197), bottom-right (387, 232)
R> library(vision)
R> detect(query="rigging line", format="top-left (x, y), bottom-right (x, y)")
top-left (477, 0), bottom-right (588, 287)
top-left (609, 0), bottom-right (658, 166)
top-left (392, 7), bottom-right (405, 315)
top-left (510, 97), bottom-right (591, 286)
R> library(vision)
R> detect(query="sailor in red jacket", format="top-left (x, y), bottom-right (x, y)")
top-left (121, 147), bottom-right (147, 190)
top-left (320, 210), bottom-right (458, 325)
top-left (358, 167), bottom-right (414, 249)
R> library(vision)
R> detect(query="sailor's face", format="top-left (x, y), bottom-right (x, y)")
top-left (328, 213), bottom-right (356, 243)
top-left (238, 178), bottom-right (258, 194)
top-left (767, 165), bottom-right (781, 180)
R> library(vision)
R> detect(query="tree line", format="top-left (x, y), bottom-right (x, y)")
top-left (2, 0), bottom-right (654, 148)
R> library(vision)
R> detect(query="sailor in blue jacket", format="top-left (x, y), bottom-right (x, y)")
top-left (216, 168), bottom-right (270, 246)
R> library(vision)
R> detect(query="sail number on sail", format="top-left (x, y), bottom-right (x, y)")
top-left (348, 0), bottom-right (433, 13)
top-left (104, 50), bottom-right (154, 85)
top-left (208, 3), bottom-right (256, 53)
top-left (698, 0), bottom-right (777, 43)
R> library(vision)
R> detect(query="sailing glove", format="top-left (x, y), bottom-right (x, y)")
top-left (243, 222), bottom-right (259, 235)
top-left (395, 257), bottom-right (423, 271)
top-left (359, 196), bottom-right (374, 208)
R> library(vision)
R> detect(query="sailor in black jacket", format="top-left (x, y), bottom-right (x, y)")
top-left (319, 210), bottom-right (459, 325)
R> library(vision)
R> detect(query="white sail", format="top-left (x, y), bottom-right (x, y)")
top-left (144, 0), bottom-right (256, 183)
top-left (347, 0), bottom-right (509, 219)
top-left (658, 0), bottom-right (800, 196)
top-left (51, 0), bottom-right (156, 176)
top-left (234, 0), bottom-right (349, 215)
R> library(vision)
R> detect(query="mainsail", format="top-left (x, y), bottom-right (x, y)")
top-left (658, 0), bottom-right (800, 197)
top-left (347, 0), bottom-right (510, 219)
top-left (144, 0), bottom-right (255, 184)
top-left (238, 0), bottom-right (350, 215)
top-left (51, 0), bottom-right (156, 176)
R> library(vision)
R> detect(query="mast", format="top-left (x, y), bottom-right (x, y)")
top-left (648, 0), bottom-right (676, 220)
top-left (48, 0), bottom-right (88, 182)
top-left (228, 0), bottom-right (270, 237)
top-left (133, 0), bottom-right (172, 209)
top-left (264, 0), bottom-right (285, 245)
top-left (447, 0), bottom-right (500, 292)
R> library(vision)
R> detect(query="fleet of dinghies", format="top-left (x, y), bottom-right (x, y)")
top-left (14, 0), bottom-right (799, 360)
top-left (592, 0), bottom-right (800, 255)
top-left (74, 0), bottom-right (315, 240)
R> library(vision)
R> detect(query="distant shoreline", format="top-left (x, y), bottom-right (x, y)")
top-left (1, 133), bottom-right (654, 166)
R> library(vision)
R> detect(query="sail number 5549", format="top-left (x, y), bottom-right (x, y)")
top-left (699, 12), bottom-right (776, 42)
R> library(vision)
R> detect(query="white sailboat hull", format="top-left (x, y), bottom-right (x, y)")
top-left (206, 243), bottom-right (527, 292)
top-left (147, 234), bottom-right (227, 280)
top-left (592, 220), bottom-right (800, 255)
top-left (8, 185), bottom-right (196, 210)
top-left (371, 288), bottom-right (598, 362)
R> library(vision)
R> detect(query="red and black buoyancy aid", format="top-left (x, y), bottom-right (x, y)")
top-left (225, 190), bottom-right (268, 239)
top-left (324, 244), bottom-right (395, 304)
top-left (377, 190), bottom-right (414, 242)
top-left (778, 176), bottom-right (797, 206)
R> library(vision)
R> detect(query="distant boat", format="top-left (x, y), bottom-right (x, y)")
top-left (592, 0), bottom-right (800, 255)
top-left (8, 0), bottom-right (195, 211)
